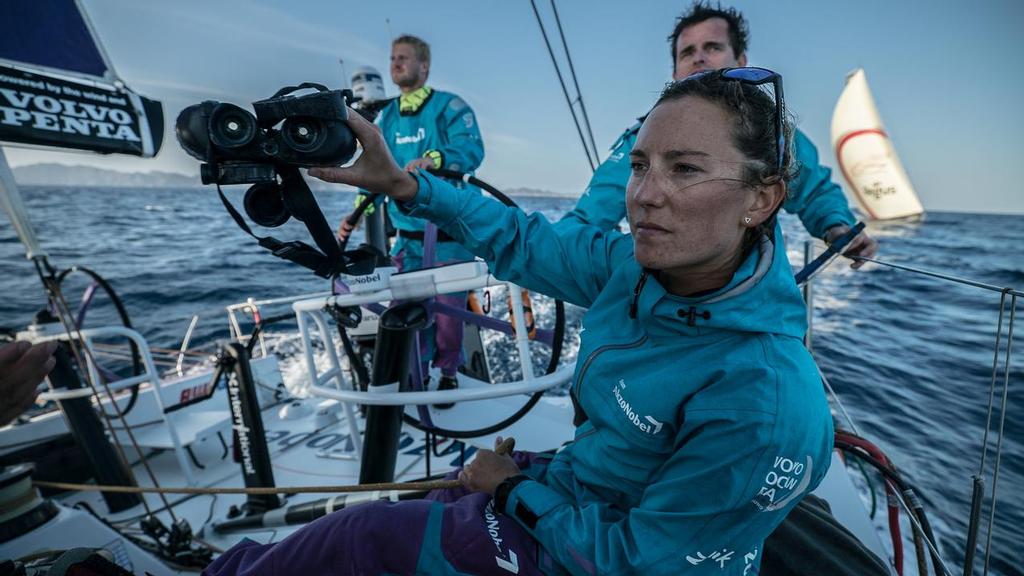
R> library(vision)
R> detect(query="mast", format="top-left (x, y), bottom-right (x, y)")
top-left (0, 148), bottom-right (45, 261)
top-left (0, 0), bottom-right (166, 513)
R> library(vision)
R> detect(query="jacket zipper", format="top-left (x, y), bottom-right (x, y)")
top-left (574, 335), bottom-right (648, 407)
top-left (574, 425), bottom-right (598, 443)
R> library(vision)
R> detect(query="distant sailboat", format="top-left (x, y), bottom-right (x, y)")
top-left (830, 69), bottom-right (924, 220)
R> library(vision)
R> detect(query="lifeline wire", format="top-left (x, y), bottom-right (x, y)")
top-left (983, 294), bottom-right (1015, 576)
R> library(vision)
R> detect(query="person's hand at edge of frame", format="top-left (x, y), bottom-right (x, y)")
top-left (0, 340), bottom-right (58, 427)
top-left (825, 224), bottom-right (879, 269)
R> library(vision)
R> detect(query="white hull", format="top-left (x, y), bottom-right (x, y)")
top-left (831, 69), bottom-right (924, 220)
top-left (0, 383), bottom-right (889, 575)
top-left (0, 357), bottom-right (283, 458)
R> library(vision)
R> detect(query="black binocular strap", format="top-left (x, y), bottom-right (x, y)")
top-left (216, 184), bottom-right (259, 238)
top-left (277, 166), bottom-right (344, 264)
top-left (215, 180), bottom-right (339, 278)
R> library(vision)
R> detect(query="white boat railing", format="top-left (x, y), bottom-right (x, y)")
top-left (293, 261), bottom-right (571, 456)
top-left (30, 325), bottom-right (198, 485)
top-left (306, 368), bottom-right (574, 406)
top-left (225, 291), bottom-right (333, 359)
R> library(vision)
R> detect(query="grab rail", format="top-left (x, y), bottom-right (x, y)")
top-left (307, 366), bottom-right (574, 406)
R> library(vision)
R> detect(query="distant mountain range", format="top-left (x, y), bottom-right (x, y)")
top-left (503, 186), bottom-right (575, 198)
top-left (12, 163), bottom-right (201, 188)
top-left (10, 163), bottom-right (574, 197)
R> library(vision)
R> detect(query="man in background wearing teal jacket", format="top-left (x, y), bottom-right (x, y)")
top-left (340, 34), bottom-right (485, 403)
top-left (559, 2), bottom-right (878, 265)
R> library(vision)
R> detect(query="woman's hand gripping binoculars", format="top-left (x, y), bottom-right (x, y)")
top-left (308, 108), bottom-right (420, 204)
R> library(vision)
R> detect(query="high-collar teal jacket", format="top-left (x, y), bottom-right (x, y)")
top-left (405, 172), bottom-right (833, 575)
top-left (374, 89), bottom-right (484, 262)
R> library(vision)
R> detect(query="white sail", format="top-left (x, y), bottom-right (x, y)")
top-left (830, 69), bottom-right (924, 220)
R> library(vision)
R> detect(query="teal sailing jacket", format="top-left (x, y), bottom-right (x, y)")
top-left (405, 173), bottom-right (834, 575)
top-left (374, 89), bottom-right (484, 262)
top-left (560, 120), bottom-right (856, 238)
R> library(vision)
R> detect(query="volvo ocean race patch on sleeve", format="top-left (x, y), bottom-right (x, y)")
top-left (750, 454), bottom-right (813, 511)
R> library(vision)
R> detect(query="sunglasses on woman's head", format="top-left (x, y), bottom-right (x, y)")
top-left (685, 67), bottom-right (786, 179)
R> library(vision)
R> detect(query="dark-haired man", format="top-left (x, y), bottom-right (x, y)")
top-left (338, 34), bottom-right (484, 405)
top-left (559, 2), bottom-right (878, 264)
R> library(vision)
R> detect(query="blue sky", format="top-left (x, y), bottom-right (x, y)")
top-left (5, 0), bottom-right (1023, 214)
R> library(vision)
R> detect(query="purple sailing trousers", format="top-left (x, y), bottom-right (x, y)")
top-left (202, 452), bottom-right (560, 576)
top-left (393, 251), bottom-right (466, 379)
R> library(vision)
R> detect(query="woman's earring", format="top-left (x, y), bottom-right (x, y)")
top-left (743, 217), bottom-right (752, 225)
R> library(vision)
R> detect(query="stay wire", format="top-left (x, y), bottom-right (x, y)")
top-left (978, 290), bottom-right (1008, 476)
top-left (983, 294), bottom-right (1016, 576)
top-left (49, 271), bottom-right (170, 519)
top-left (549, 0), bottom-right (600, 162)
top-left (33, 260), bottom-right (145, 494)
top-left (836, 256), bottom-right (1023, 576)
top-left (970, 289), bottom-right (1011, 573)
top-left (851, 256), bottom-right (1024, 297)
top-left (31, 257), bottom-right (174, 521)
top-left (529, 0), bottom-right (596, 172)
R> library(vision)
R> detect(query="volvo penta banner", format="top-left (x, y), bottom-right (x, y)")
top-left (0, 64), bottom-right (163, 157)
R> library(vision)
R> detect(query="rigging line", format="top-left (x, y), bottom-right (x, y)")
top-left (817, 364), bottom-right (860, 437)
top-left (852, 256), bottom-right (1024, 297)
top-left (966, 289), bottom-right (1009, 575)
top-left (35, 478), bottom-right (461, 495)
top-left (549, 0), bottom-right (600, 163)
top-left (38, 309), bottom-right (148, 520)
top-left (983, 294), bottom-right (1016, 576)
top-left (529, 0), bottom-right (597, 172)
top-left (882, 477), bottom-right (953, 576)
top-left (33, 439), bottom-right (516, 497)
top-left (843, 258), bottom-right (1020, 575)
top-left (36, 262), bottom-right (175, 520)
top-left (837, 441), bottom-right (952, 576)
top-left (978, 290), bottom-right (1008, 476)
top-left (32, 259), bottom-right (148, 496)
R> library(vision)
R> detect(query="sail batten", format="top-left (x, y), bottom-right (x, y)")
top-left (830, 69), bottom-right (924, 220)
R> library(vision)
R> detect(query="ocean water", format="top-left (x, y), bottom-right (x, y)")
top-left (1, 185), bottom-right (1021, 575)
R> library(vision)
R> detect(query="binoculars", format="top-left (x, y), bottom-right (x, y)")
top-left (175, 83), bottom-right (357, 186)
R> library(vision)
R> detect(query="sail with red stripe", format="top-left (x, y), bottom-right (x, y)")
top-left (830, 69), bottom-right (923, 220)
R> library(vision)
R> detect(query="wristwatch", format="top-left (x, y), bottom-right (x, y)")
top-left (494, 474), bottom-right (531, 513)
